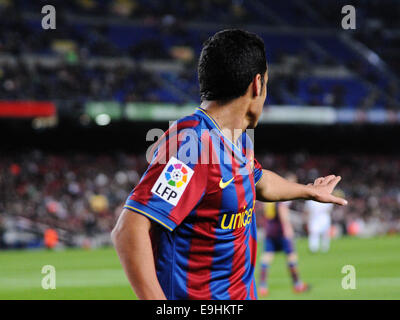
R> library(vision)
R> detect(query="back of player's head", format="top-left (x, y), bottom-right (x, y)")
top-left (198, 29), bottom-right (267, 103)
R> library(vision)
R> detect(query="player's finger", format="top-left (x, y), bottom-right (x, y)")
top-left (327, 194), bottom-right (348, 206)
top-left (314, 177), bottom-right (324, 185)
top-left (328, 175), bottom-right (342, 188)
top-left (323, 175), bottom-right (337, 185)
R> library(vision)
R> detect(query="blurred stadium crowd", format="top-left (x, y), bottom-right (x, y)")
top-left (0, 0), bottom-right (399, 109)
top-left (1, 150), bottom-right (399, 249)
top-left (0, 151), bottom-right (144, 248)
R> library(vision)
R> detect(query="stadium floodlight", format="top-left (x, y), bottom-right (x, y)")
top-left (95, 114), bottom-right (111, 126)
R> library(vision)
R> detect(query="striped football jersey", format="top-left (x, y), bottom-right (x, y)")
top-left (124, 107), bottom-right (263, 299)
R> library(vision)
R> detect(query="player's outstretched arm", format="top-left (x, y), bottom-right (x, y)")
top-left (111, 209), bottom-right (167, 300)
top-left (256, 169), bottom-right (347, 206)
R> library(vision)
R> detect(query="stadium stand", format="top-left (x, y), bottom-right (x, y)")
top-left (0, 0), bottom-right (398, 109)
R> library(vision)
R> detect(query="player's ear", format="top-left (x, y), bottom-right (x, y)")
top-left (252, 74), bottom-right (262, 98)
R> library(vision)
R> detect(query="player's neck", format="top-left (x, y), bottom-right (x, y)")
top-left (200, 99), bottom-right (250, 143)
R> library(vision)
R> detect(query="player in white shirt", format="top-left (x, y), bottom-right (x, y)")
top-left (304, 200), bottom-right (334, 253)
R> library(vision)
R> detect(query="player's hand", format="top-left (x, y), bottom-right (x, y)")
top-left (307, 175), bottom-right (347, 206)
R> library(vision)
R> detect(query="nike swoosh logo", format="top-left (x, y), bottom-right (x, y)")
top-left (219, 177), bottom-right (234, 189)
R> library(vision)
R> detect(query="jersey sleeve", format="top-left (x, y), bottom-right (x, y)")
top-left (124, 123), bottom-right (208, 231)
top-left (254, 157), bottom-right (263, 185)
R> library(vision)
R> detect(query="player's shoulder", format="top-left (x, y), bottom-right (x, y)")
top-left (152, 113), bottom-right (202, 146)
top-left (171, 109), bottom-right (224, 145)
top-left (149, 113), bottom-right (205, 162)
top-left (166, 113), bottom-right (206, 138)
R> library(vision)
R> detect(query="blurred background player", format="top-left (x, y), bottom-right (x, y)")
top-left (259, 173), bottom-right (310, 296)
top-left (305, 190), bottom-right (343, 253)
top-left (43, 228), bottom-right (58, 250)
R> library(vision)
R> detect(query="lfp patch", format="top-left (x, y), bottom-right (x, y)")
top-left (151, 156), bottom-right (194, 206)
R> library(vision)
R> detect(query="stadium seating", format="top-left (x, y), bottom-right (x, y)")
top-left (0, 0), bottom-right (398, 110)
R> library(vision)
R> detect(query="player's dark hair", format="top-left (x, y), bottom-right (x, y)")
top-left (198, 29), bottom-right (267, 103)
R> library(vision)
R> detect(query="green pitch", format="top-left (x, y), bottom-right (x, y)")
top-left (0, 236), bottom-right (399, 300)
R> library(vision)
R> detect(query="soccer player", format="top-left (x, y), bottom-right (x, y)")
top-left (111, 29), bottom-right (347, 300)
top-left (259, 174), bottom-right (309, 296)
top-left (305, 200), bottom-right (334, 253)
